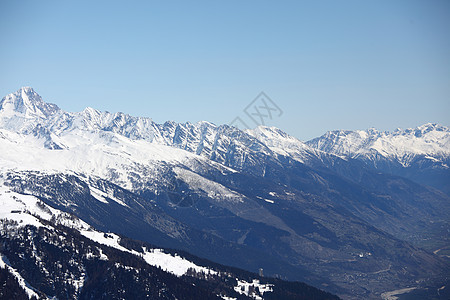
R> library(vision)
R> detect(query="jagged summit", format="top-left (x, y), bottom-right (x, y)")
top-left (0, 87), bottom-right (60, 119)
top-left (247, 126), bottom-right (311, 153)
top-left (398, 122), bottom-right (448, 136)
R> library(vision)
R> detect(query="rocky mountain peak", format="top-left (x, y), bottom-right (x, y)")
top-left (0, 87), bottom-right (60, 119)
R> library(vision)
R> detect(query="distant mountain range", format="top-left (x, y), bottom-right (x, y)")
top-left (1, 87), bottom-right (449, 299)
top-left (307, 123), bottom-right (450, 194)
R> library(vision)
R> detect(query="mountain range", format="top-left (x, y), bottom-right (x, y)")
top-left (0, 87), bottom-right (449, 299)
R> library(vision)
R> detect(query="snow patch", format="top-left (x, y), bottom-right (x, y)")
top-left (0, 254), bottom-right (40, 299)
top-left (256, 196), bottom-right (274, 204)
top-left (89, 185), bottom-right (128, 207)
top-left (141, 248), bottom-right (217, 277)
top-left (0, 185), bottom-right (91, 232)
top-left (174, 167), bottom-right (243, 203)
top-left (234, 279), bottom-right (273, 300)
top-left (381, 287), bottom-right (417, 300)
top-left (80, 229), bottom-right (218, 277)
top-left (89, 186), bottom-right (109, 204)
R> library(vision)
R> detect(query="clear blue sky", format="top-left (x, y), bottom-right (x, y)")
top-left (1, 0), bottom-right (449, 140)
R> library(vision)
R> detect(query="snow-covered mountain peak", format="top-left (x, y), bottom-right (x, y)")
top-left (246, 125), bottom-right (324, 163)
top-left (247, 126), bottom-right (298, 143)
top-left (416, 122), bottom-right (443, 130)
top-left (365, 127), bottom-right (380, 135)
top-left (307, 123), bottom-right (450, 165)
top-left (377, 123), bottom-right (449, 143)
top-left (195, 120), bottom-right (216, 129)
top-left (81, 106), bottom-right (100, 115)
top-left (399, 123), bottom-right (447, 136)
top-left (0, 87), bottom-right (60, 119)
top-left (76, 106), bottom-right (106, 130)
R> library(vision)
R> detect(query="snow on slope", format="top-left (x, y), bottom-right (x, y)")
top-left (140, 248), bottom-right (216, 277)
top-left (174, 167), bottom-right (243, 203)
top-left (246, 126), bottom-right (338, 163)
top-left (0, 185), bottom-right (217, 278)
top-left (88, 185), bottom-right (128, 207)
top-left (81, 229), bottom-right (217, 277)
top-left (0, 182), bottom-right (276, 299)
top-left (246, 126), bottom-right (310, 162)
top-left (0, 126), bottom-right (197, 190)
top-left (0, 185), bottom-right (88, 230)
top-left (0, 254), bottom-right (41, 299)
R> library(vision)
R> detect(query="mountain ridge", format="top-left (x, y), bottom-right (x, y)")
top-left (2, 87), bottom-right (449, 165)
top-left (306, 123), bottom-right (450, 162)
